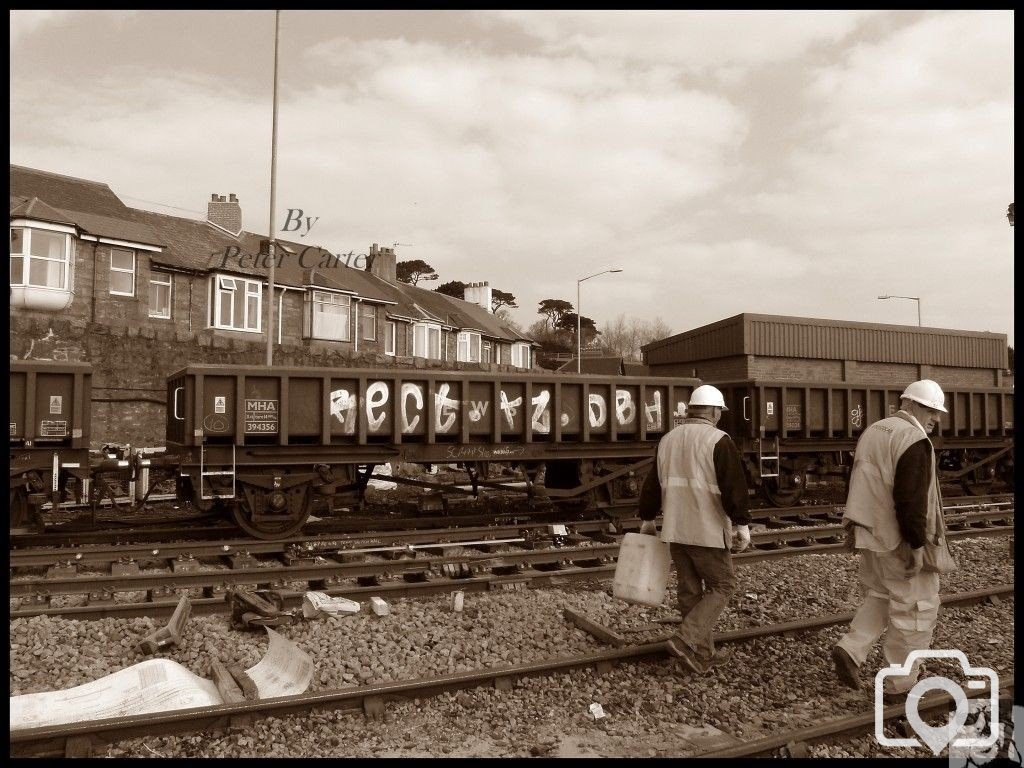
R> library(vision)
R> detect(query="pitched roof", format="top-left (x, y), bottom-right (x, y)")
top-left (10, 196), bottom-right (78, 226)
top-left (10, 165), bottom-right (163, 247)
top-left (556, 356), bottom-right (626, 375)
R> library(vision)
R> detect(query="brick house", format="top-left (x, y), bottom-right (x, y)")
top-left (10, 164), bottom-right (537, 445)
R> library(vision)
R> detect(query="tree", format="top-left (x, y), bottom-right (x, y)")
top-left (537, 299), bottom-right (574, 330)
top-left (396, 259), bottom-right (439, 285)
top-left (601, 314), bottom-right (673, 361)
top-left (491, 289), bottom-right (518, 312)
top-left (434, 280), bottom-right (466, 299)
top-left (495, 308), bottom-right (523, 333)
top-left (557, 312), bottom-right (600, 348)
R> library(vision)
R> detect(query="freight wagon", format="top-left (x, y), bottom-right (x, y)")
top-left (713, 379), bottom-right (1015, 505)
top-left (9, 360), bottom-right (132, 529)
top-left (161, 365), bottom-right (699, 538)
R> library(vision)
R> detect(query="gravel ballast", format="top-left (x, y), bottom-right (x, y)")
top-left (9, 535), bottom-right (1013, 758)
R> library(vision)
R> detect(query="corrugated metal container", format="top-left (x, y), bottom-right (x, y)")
top-left (9, 360), bottom-right (92, 447)
top-left (167, 365), bottom-right (698, 449)
top-left (643, 313), bottom-right (1009, 369)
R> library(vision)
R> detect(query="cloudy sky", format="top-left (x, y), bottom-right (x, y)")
top-left (10, 10), bottom-right (1015, 343)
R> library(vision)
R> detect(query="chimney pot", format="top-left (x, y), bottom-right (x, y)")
top-left (211, 193), bottom-right (219, 202)
top-left (229, 193), bottom-right (238, 203)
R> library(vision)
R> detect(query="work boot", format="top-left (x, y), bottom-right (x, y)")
top-left (665, 635), bottom-right (704, 673)
top-left (704, 647), bottom-right (733, 670)
top-left (831, 645), bottom-right (860, 690)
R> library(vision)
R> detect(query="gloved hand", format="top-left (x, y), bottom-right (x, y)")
top-left (639, 520), bottom-right (658, 536)
top-left (733, 525), bottom-right (751, 553)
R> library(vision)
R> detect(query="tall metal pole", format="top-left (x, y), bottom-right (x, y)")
top-left (916, 298), bottom-right (921, 328)
top-left (576, 280), bottom-right (582, 374)
top-left (266, 9), bottom-right (280, 366)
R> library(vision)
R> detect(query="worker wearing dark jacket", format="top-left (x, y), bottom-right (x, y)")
top-left (832, 379), bottom-right (954, 698)
top-left (639, 385), bottom-right (750, 673)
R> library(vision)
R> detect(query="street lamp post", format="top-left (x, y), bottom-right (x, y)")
top-left (577, 269), bottom-right (623, 373)
top-left (877, 295), bottom-right (922, 327)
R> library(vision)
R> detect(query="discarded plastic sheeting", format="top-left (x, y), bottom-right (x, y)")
top-left (9, 659), bottom-right (221, 732)
top-left (366, 462), bottom-right (397, 491)
top-left (9, 627), bottom-right (313, 731)
top-left (302, 591), bottom-right (360, 619)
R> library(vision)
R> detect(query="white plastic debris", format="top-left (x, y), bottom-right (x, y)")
top-left (370, 597), bottom-right (390, 616)
top-left (450, 591), bottom-right (464, 613)
top-left (302, 591), bottom-right (360, 619)
top-left (589, 703), bottom-right (606, 720)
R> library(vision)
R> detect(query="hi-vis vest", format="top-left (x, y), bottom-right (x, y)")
top-left (657, 418), bottom-right (732, 549)
top-left (844, 411), bottom-right (940, 552)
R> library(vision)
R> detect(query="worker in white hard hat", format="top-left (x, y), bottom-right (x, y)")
top-left (638, 384), bottom-right (751, 673)
top-left (832, 379), bottom-right (955, 700)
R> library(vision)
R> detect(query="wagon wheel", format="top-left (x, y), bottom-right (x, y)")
top-left (232, 485), bottom-right (313, 541)
top-left (961, 451), bottom-right (997, 496)
top-left (761, 471), bottom-right (805, 507)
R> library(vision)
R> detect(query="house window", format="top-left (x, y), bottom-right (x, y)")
top-left (10, 227), bottom-right (72, 290)
top-left (511, 343), bottom-right (531, 369)
top-left (310, 291), bottom-right (351, 341)
top-left (482, 340), bottom-right (492, 364)
top-left (413, 323), bottom-right (442, 360)
top-left (457, 331), bottom-right (481, 363)
top-left (362, 303), bottom-right (377, 341)
top-left (109, 248), bottom-right (136, 296)
top-left (149, 272), bottom-right (172, 319)
top-left (213, 274), bottom-right (262, 332)
top-left (385, 321), bottom-right (396, 356)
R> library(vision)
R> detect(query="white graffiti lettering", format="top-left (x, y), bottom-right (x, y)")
top-left (365, 381), bottom-right (389, 432)
top-left (435, 383), bottom-right (459, 433)
top-left (560, 412), bottom-right (570, 427)
top-left (468, 400), bottom-right (489, 423)
top-left (588, 393), bottom-right (607, 428)
top-left (615, 389), bottom-right (635, 426)
top-left (499, 390), bottom-right (523, 430)
top-left (401, 383), bottom-right (423, 433)
top-left (329, 388), bottom-right (357, 434)
top-left (644, 391), bottom-right (663, 430)
top-left (531, 390), bottom-right (551, 433)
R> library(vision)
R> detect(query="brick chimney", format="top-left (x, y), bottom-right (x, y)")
top-left (366, 243), bottom-right (397, 283)
top-left (464, 281), bottom-right (493, 313)
top-left (207, 193), bottom-right (242, 235)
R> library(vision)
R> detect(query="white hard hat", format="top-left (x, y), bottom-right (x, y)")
top-left (900, 379), bottom-right (947, 413)
top-left (688, 385), bottom-right (728, 411)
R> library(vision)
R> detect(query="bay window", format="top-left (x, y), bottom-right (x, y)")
top-left (413, 323), bottom-right (442, 360)
top-left (10, 226), bottom-right (72, 290)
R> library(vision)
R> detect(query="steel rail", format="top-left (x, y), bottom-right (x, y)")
top-left (700, 679), bottom-right (1015, 758)
top-left (10, 523), bottom-right (1013, 620)
top-left (9, 585), bottom-right (1013, 757)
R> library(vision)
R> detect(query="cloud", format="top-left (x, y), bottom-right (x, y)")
top-left (486, 10), bottom-right (876, 69)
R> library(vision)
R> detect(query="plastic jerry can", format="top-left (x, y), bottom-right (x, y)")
top-left (613, 532), bottom-right (671, 607)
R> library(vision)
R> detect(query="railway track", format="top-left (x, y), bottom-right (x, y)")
top-left (10, 508), bottom-right (1013, 620)
top-left (9, 584), bottom-right (1013, 757)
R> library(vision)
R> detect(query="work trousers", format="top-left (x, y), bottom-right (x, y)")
top-left (836, 548), bottom-right (941, 694)
top-left (670, 542), bottom-right (737, 663)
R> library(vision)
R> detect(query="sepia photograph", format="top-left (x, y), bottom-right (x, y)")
top-left (9, 9), bottom-right (1015, 759)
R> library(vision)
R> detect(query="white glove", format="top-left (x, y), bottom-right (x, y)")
top-left (639, 520), bottom-right (658, 536)
top-left (733, 525), bottom-right (751, 553)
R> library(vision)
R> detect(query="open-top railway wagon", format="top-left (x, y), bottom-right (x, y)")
top-left (158, 364), bottom-right (699, 538)
top-left (712, 378), bottom-right (1014, 505)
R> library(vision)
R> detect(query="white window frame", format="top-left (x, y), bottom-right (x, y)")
top-left (482, 340), bottom-right (492, 364)
top-left (310, 290), bottom-right (351, 341)
top-left (385, 321), bottom-right (396, 356)
top-left (511, 342), bottom-right (531, 369)
top-left (109, 247), bottom-right (136, 296)
top-left (10, 226), bottom-right (73, 291)
top-left (362, 303), bottom-right (377, 341)
top-left (457, 331), bottom-right (481, 363)
top-left (149, 271), bottom-right (173, 319)
top-left (212, 274), bottom-right (263, 332)
top-left (413, 322), bottom-right (442, 360)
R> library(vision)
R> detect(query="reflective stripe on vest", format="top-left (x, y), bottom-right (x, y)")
top-left (657, 420), bottom-right (731, 549)
top-left (844, 413), bottom-right (940, 552)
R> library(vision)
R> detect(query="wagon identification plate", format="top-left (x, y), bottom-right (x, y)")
top-left (244, 399), bottom-right (279, 433)
top-left (40, 420), bottom-right (67, 437)
top-left (784, 404), bottom-right (801, 430)
top-left (10, 422), bottom-right (16, 436)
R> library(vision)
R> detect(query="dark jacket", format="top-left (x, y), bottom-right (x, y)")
top-left (892, 438), bottom-right (933, 549)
